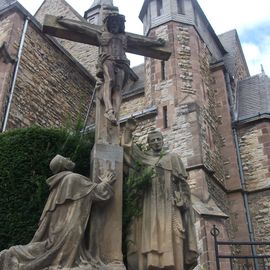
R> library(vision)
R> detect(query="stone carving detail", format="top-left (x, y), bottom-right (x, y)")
top-left (122, 119), bottom-right (198, 270)
top-left (0, 155), bottom-right (116, 270)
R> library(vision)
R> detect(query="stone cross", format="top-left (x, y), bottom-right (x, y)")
top-left (43, 14), bottom-right (170, 144)
top-left (43, 12), bottom-right (171, 270)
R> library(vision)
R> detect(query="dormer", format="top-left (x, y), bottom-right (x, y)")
top-left (84, 0), bottom-right (119, 25)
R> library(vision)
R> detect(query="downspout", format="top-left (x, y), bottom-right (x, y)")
top-left (225, 72), bottom-right (259, 270)
top-left (1, 17), bottom-right (29, 132)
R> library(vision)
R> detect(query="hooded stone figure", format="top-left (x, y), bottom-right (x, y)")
top-left (0, 154), bottom-right (116, 270)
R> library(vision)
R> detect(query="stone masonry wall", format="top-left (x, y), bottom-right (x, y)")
top-left (235, 121), bottom-right (270, 243)
top-left (120, 94), bottom-right (146, 118)
top-left (141, 21), bottom-right (232, 269)
top-left (6, 20), bottom-right (93, 129)
top-left (198, 30), bottom-right (225, 184)
top-left (35, 0), bottom-right (98, 76)
top-left (143, 23), bottom-right (202, 166)
top-left (142, 21), bottom-right (227, 185)
top-left (0, 11), bottom-right (23, 127)
top-left (212, 67), bottom-right (242, 191)
top-left (248, 189), bottom-right (270, 254)
top-left (238, 121), bottom-right (270, 191)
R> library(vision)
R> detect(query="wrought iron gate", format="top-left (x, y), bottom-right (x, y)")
top-left (211, 225), bottom-right (270, 270)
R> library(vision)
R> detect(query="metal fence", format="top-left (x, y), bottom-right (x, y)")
top-left (211, 225), bottom-right (270, 270)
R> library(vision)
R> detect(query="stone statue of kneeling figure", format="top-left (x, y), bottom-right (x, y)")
top-left (0, 154), bottom-right (116, 270)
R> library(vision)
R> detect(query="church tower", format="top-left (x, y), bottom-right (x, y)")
top-left (139, 0), bottom-right (250, 268)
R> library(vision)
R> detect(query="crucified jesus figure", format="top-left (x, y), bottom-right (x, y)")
top-left (95, 13), bottom-right (130, 125)
top-left (53, 13), bottom-right (167, 126)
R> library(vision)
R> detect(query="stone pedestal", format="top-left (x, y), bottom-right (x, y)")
top-left (89, 143), bottom-right (125, 270)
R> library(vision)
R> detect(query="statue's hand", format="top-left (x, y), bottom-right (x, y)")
top-left (99, 171), bottom-right (116, 185)
top-left (174, 191), bottom-right (190, 211)
top-left (126, 117), bottom-right (137, 133)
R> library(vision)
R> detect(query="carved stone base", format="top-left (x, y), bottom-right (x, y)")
top-left (89, 143), bottom-right (125, 268)
top-left (103, 261), bottom-right (126, 270)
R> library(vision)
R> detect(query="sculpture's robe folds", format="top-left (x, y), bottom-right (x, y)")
top-left (0, 171), bottom-right (113, 270)
top-left (123, 143), bottom-right (198, 270)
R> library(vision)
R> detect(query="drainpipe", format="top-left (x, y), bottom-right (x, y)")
top-left (225, 72), bottom-right (259, 270)
top-left (1, 17), bottom-right (29, 132)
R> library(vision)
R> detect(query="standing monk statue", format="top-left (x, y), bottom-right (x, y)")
top-left (122, 119), bottom-right (198, 270)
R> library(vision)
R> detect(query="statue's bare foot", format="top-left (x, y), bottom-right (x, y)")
top-left (104, 110), bottom-right (117, 126)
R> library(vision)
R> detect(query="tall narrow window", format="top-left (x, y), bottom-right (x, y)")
top-left (161, 60), bottom-right (166, 81)
top-left (163, 106), bottom-right (168, 128)
top-left (157, 0), bottom-right (163, 16)
top-left (177, 0), bottom-right (185, 14)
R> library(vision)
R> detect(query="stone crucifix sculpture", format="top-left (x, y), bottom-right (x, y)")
top-left (43, 12), bottom-right (171, 144)
top-left (43, 9), bottom-right (171, 270)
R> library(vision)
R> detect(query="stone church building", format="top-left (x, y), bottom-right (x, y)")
top-left (0, 0), bottom-right (270, 268)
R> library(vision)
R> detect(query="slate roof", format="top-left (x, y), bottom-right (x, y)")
top-left (236, 74), bottom-right (270, 122)
top-left (0, 0), bottom-right (16, 10)
top-left (219, 29), bottom-right (250, 78)
top-left (124, 63), bottom-right (145, 98)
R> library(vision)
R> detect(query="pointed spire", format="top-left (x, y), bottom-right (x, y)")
top-left (90, 0), bottom-right (114, 8)
top-left (261, 64), bottom-right (265, 75)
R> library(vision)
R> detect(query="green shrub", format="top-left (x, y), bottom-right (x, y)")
top-left (0, 126), bottom-right (94, 250)
top-left (0, 125), bottom-right (154, 264)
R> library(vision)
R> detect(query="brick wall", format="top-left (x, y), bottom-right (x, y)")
top-left (6, 17), bottom-right (93, 129)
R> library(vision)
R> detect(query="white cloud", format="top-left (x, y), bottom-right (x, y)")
top-left (242, 38), bottom-right (270, 76)
top-left (197, 0), bottom-right (270, 34)
top-left (242, 43), bottom-right (260, 61)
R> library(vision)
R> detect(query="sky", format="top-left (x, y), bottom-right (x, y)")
top-left (18, 0), bottom-right (270, 76)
